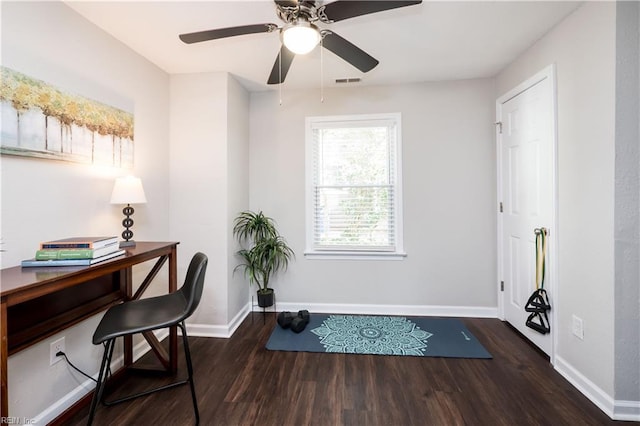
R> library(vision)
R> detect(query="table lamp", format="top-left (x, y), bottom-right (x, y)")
top-left (110, 176), bottom-right (147, 247)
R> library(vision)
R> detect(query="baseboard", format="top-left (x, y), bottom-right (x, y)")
top-left (273, 302), bottom-right (498, 318)
top-left (187, 302), bottom-right (496, 338)
top-left (33, 375), bottom-right (96, 425)
top-left (614, 400), bottom-right (640, 421)
top-left (187, 303), bottom-right (251, 338)
top-left (555, 355), bottom-right (640, 421)
top-left (34, 331), bottom-right (168, 425)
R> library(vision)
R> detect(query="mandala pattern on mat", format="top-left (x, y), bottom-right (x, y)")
top-left (310, 315), bottom-right (432, 356)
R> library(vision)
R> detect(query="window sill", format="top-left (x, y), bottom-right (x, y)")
top-left (304, 251), bottom-right (407, 261)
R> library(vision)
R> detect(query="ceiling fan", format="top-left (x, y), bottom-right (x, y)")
top-left (179, 0), bottom-right (422, 85)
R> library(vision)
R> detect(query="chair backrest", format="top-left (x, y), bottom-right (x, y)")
top-left (178, 252), bottom-right (208, 318)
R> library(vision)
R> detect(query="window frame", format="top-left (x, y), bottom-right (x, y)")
top-left (304, 113), bottom-right (406, 260)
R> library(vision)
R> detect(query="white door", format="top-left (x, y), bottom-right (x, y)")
top-left (497, 66), bottom-right (556, 356)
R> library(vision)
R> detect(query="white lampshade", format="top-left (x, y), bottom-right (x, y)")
top-left (110, 176), bottom-right (147, 205)
top-left (282, 22), bottom-right (320, 55)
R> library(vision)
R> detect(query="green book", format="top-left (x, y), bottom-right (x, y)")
top-left (35, 246), bottom-right (119, 260)
top-left (22, 249), bottom-right (126, 267)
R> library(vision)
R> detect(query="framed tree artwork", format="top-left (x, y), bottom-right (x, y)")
top-left (0, 66), bottom-right (134, 168)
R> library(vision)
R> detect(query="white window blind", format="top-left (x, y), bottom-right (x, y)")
top-left (306, 114), bottom-right (404, 258)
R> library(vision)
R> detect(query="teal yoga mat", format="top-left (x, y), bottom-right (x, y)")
top-left (266, 314), bottom-right (492, 359)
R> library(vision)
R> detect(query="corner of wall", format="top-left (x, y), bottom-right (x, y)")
top-left (614, 0), bottom-right (640, 405)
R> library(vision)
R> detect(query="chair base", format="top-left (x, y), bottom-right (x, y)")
top-left (102, 377), bottom-right (190, 406)
top-left (87, 322), bottom-right (199, 425)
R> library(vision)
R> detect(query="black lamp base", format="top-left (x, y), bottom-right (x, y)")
top-left (120, 204), bottom-right (136, 248)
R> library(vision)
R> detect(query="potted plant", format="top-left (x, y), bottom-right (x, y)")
top-left (233, 210), bottom-right (294, 308)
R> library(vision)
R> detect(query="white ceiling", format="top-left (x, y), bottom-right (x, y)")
top-left (65, 1), bottom-right (582, 92)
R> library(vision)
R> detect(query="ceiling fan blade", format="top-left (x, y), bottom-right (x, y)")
top-left (179, 23), bottom-right (277, 44)
top-left (321, 31), bottom-right (379, 73)
top-left (274, 0), bottom-right (298, 7)
top-left (321, 1), bottom-right (422, 22)
top-left (267, 45), bottom-right (296, 85)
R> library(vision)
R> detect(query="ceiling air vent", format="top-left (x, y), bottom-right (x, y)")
top-left (335, 78), bottom-right (361, 84)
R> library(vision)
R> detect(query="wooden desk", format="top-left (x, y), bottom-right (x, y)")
top-left (0, 241), bottom-right (179, 424)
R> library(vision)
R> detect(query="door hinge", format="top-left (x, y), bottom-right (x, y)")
top-left (499, 202), bottom-right (503, 213)
top-left (495, 121), bottom-right (503, 134)
top-left (500, 281), bottom-right (504, 292)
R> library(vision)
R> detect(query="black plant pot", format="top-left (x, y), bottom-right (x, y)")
top-left (257, 288), bottom-right (275, 308)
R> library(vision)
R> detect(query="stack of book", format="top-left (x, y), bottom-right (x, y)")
top-left (21, 236), bottom-right (125, 267)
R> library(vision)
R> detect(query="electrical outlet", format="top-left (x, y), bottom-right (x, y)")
top-left (50, 337), bottom-right (65, 365)
top-left (572, 315), bottom-right (584, 340)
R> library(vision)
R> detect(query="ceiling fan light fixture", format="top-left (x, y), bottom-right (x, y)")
top-left (282, 22), bottom-right (320, 55)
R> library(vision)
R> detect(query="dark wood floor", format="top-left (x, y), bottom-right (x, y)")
top-left (66, 313), bottom-right (632, 426)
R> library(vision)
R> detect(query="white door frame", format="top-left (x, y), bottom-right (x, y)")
top-left (496, 64), bottom-right (559, 364)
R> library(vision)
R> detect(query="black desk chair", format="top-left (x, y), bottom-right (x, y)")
top-left (87, 252), bottom-right (208, 425)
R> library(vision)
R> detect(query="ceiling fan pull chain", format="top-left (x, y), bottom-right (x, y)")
top-left (279, 47), bottom-right (283, 106)
top-left (320, 36), bottom-right (324, 103)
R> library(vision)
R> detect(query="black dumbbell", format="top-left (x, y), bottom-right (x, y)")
top-left (298, 309), bottom-right (310, 322)
top-left (290, 310), bottom-right (310, 333)
top-left (277, 311), bottom-right (293, 329)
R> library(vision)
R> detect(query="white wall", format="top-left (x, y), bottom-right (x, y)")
top-left (226, 74), bottom-right (251, 323)
top-left (169, 72), bottom-right (250, 334)
top-left (1, 1), bottom-right (170, 422)
top-left (496, 1), bottom-right (637, 416)
top-left (249, 79), bottom-right (497, 315)
top-left (170, 72), bottom-right (229, 328)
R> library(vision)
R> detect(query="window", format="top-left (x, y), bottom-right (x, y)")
top-left (305, 113), bottom-right (405, 259)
